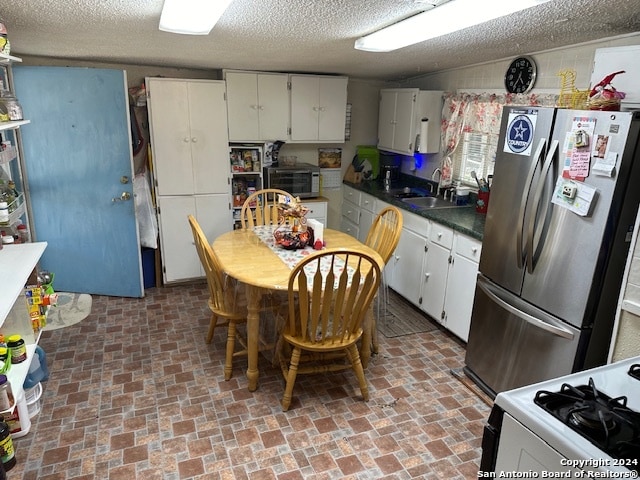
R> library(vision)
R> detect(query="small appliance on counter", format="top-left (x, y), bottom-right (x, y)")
top-left (263, 163), bottom-right (320, 199)
top-left (378, 151), bottom-right (402, 184)
top-left (480, 356), bottom-right (640, 476)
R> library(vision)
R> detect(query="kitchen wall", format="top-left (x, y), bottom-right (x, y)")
top-left (387, 32), bottom-right (640, 181)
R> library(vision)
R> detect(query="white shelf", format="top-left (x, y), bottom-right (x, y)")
top-left (0, 120), bottom-right (30, 132)
top-left (0, 53), bottom-right (22, 64)
top-left (0, 242), bottom-right (47, 326)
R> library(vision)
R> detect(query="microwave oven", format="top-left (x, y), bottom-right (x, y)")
top-left (263, 163), bottom-right (320, 198)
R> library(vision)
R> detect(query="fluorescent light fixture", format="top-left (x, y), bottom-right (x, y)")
top-left (159, 0), bottom-right (234, 35)
top-left (355, 0), bottom-right (552, 52)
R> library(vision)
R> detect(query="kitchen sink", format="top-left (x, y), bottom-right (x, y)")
top-left (401, 195), bottom-right (461, 209)
top-left (385, 187), bottom-right (431, 198)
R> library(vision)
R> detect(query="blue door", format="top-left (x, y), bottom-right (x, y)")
top-left (14, 66), bottom-right (143, 297)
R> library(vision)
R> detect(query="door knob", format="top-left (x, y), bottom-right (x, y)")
top-left (120, 176), bottom-right (129, 184)
top-left (112, 191), bottom-right (132, 202)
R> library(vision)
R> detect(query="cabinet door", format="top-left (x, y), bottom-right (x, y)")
top-left (256, 73), bottom-right (289, 141)
top-left (158, 194), bottom-right (229, 283)
top-left (317, 76), bottom-right (348, 141)
top-left (377, 90), bottom-right (397, 151)
top-left (147, 79), bottom-right (192, 196)
top-left (225, 72), bottom-right (260, 142)
top-left (393, 90), bottom-right (417, 154)
top-left (290, 75), bottom-right (347, 142)
top-left (148, 79), bottom-right (228, 196)
top-left (188, 81), bottom-right (229, 195)
top-left (443, 252), bottom-right (478, 342)
top-left (421, 241), bottom-right (450, 322)
top-left (389, 228), bottom-right (427, 307)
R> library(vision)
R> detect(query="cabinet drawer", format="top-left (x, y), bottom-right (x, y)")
top-left (341, 201), bottom-right (360, 224)
top-left (302, 201), bottom-right (327, 220)
top-left (430, 223), bottom-right (453, 249)
top-left (340, 217), bottom-right (359, 239)
top-left (359, 192), bottom-right (376, 213)
top-left (402, 210), bottom-right (430, 236)
top-left (342, 185), bottom-right (361, 205)
top-left (454, 234), bottom-right (482, 262)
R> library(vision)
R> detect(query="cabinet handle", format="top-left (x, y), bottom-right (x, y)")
top-left (183, 137), bottom-right (190, 143)
top-left (258, 105), bottom-right (264, 110)
top-left (191, 137), bottom-right (197, 143)
top-left (472, 247), bottom-right (478, 253)
top-left (424, 273), bottom-right (430, 279)
top-left (250, 105), bottom-right (259, 110)
top-left (437, 232), bottom-right (442, 238)
top-left (313, 106), bottom-right (319, 111)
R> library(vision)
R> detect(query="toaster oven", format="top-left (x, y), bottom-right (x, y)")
top-left (263, 163), bottom-right (320, 198)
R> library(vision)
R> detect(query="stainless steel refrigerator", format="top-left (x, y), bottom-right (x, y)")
top-left (464, 106), bottom-right (640, 397)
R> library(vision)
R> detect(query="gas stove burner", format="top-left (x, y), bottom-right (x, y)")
top-left (569, 402), bottom-right (617, 434)
top-left (534, 377), bottom-right (640, 471)
top-left (629, 364), bottom-right (640, 381)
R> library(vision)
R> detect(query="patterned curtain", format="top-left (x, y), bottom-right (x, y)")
top-left (440, 91), bottom-right (559, 186)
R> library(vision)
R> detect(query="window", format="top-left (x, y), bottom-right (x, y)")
top-left (453, 132), bottom-right (497, 187)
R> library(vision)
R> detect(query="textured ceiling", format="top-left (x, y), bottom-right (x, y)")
top-left (1, 0), bottom-right (640, 81)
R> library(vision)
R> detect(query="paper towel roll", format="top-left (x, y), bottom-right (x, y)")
top-left (417, 118), bottom-right (429, 153)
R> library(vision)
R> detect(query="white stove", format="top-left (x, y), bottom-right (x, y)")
top-left (480, 356), bottom-right (640, 476)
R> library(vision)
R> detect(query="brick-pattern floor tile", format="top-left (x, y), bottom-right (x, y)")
top-left (10, 284), bottom-right (491, 479)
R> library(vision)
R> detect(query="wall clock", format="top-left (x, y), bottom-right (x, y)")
top-left (504, 56), bottom-right (537, 94)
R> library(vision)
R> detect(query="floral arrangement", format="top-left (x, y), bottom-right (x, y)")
top-left (274, 195), bottom-right (313, 249)
top-left (588, 71), bottom-right (626, 111)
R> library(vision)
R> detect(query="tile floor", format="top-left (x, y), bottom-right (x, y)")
top-left (10, 283), bottom-right (491, 479)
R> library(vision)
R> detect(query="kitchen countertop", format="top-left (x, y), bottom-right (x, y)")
top-left (343, 178), bottom-right (486, 241)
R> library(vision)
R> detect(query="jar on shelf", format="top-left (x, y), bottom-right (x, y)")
top-left (0, 376), bottom-right (13, 412)
top-left (0, 95), bottom-right (22, 122)
top-left (0, 202), bottom-right (7, 226)
top-left (6, 336), bottom-right (25, 364)
top-left (16, 224), bottom-right (29, 243)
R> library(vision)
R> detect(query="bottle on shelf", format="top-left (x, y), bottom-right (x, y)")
top-left (0, 202), bottom-right (7, 226)
top-left (16, 223), bottom-right (29, 243)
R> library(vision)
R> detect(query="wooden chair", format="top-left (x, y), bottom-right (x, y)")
top-left (240, 188), bottom-right (295, 229)
top-left (364, 206), bottom-right (403, 356)
top-left (188, 215), bottom-right (249, 380)
top-left (279, 248), bottom-right (382, 411)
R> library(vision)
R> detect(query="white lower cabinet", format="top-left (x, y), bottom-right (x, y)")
top-left (340, 185), bottom-right (361, 239)
top-left (442, 234), bottom-right (482, 342)
top-left (420, 225), bottom-right (481, 342)
top-left (301, 199), bottom-right (328, 227)
top-left (420, 240), bottom-right (450, 322)
top-left (157, 195), bottom-right (229, 283)
top-left (357, 192), bottom-right (377, 244)
top-left (388, 211), bottom-right (482, 342)
top-left (388, 210), bottom-right (429, 306)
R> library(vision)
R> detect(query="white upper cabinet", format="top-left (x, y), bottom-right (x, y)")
top-left (290, 75), bottom-right (348, 142)
top-left (146, 78), bottom-right (229, 196)
top-left (225, 71), bottom-right (289, 142)
top-left (378, 88), bottom-right (442, 156)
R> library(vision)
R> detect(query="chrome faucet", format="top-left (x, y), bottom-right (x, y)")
top-left (383, 170), bottom-right (391, 192)
top-left (431, 168), bottom-right (442, 182)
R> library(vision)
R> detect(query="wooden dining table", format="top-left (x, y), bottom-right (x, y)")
top-left (211, 226), bottom-right (383, 391)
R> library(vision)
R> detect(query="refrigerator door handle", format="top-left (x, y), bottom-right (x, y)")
top-left (478, 276), bottom-right (575, 340)
top-left (526, 139), bottom-right (559, 274)
top-left (516, 138), bottom-right (547, 269)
